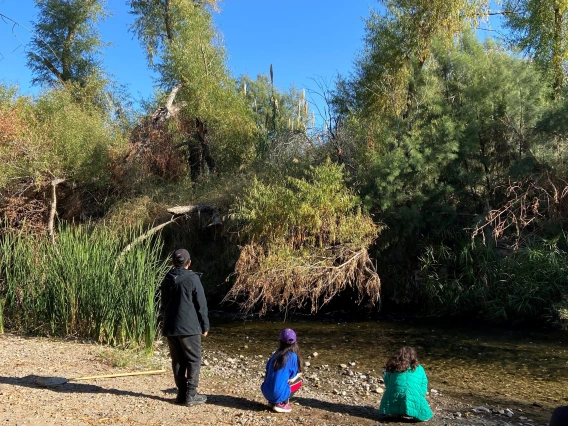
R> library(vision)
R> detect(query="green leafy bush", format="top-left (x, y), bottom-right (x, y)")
top-left (225, 160), bottom-right (382, 314)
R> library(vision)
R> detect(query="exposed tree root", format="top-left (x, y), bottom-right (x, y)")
top-left (223, 243), bottom-right (380, 315)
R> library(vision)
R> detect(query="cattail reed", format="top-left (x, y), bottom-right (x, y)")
top-left (0, 225), bottom-right (167, 349)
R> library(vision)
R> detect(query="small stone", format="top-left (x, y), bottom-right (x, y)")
top-left (349, 361), bottom-right (356, 366)
top-left (453, 412), bottom-right (462, 418)
top-left (312, 352), bottom-right (319, 357)
top-left (473, 406), bottom-right (491, 413)
top-left (339, 364), bottom-right (348, 369)
top-left (373, 387), bottom-right (383, 394)
top-left (304, 361), bottom-right (311, 367)
top-left (202, 359), bottom-right (210, 366)
top-left (430, 389), bottom-right (439, 394)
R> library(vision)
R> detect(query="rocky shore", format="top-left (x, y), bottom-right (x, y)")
top-left (0, 333), bottom-right (552, 425)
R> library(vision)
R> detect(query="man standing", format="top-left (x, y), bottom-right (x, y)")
top-left (160, 249), bottom-right (209, 406)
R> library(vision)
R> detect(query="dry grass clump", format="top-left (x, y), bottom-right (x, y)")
top-left (224, 161), bottom-right (382, 315)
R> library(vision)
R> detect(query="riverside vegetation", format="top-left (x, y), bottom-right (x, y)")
top-left (1, 0), bottom-right (568, 350)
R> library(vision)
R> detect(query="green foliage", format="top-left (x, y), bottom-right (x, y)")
top-left (130, 0), bottom-right (257, 174)
top-left (0, 225), bottom-right (167, 348)
top-left (27, 0), bottom-right (108, 87)
top-left (418, 238), bottom-right (568, 323)
top-left (231, 160), bottom-right (377, 250)
top-left (434, 35), bottom-right (547, 202)
top-left (503, 0), bottom-right (568, 96)
top-left (0, 83), bottom-right (126, 188)
top-left (238, 74), bottom-right (312, 137)
top-left (226, 160), bottom-right (381, 314)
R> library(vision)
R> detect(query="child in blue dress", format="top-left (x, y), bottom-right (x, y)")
top-left (261, 328), bottom-right (303, 413)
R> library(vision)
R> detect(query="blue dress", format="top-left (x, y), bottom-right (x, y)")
top-left (261, 352), bottom-right (299, 404)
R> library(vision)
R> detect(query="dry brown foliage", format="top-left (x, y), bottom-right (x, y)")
top-left (224, 243), bottom-right (381, 315)
top-left (121, 121), bottom-right (186, 181)
top-left (472, 176), bottom-right (568, 246)
top-left (0, 108), bottom-right (24, 144)
top-left (0, 194), bottom-right (47, 233)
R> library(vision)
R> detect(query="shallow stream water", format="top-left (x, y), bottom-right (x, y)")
top-left (206, 315), bottom-right (568, 421)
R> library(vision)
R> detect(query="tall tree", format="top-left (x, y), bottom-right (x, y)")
top-left (129, 0), bottom-right (256, 178)
top-left (503, 0), bottom-right (568, 98)
top-left (26, 0), bottom-right (108, 87)
top-left (345, 0), bottom-right (490, 120)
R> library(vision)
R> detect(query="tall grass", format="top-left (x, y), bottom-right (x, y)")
top-left (417, 238), bottom-right (568, 324)
top-left (0, 225), bottom-right (167, 349)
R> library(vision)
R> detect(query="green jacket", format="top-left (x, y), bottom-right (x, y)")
top-left (378, 365), bottom-right (433, 422)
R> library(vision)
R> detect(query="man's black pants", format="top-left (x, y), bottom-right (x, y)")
top-left (167, 335), bottom-right (201, 397)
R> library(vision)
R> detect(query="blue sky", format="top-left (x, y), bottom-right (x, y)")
top-left (0, 0), bottom-right (376, 116)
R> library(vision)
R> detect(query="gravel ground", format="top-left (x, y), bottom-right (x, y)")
top-left (0, 333), bottom-right (552, 426)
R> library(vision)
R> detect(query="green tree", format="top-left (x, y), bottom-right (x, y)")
top-left (130, 0), bottom-right (256, 175)
top-left (503, 0), bottom-right (568, 98)
top-left (26, 0), bottom-right (108, 87)
top-left (344, 0), bottom-right (490, 120)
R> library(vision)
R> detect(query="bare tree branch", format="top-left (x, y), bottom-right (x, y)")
top-left (48, 178), bottom-right (65, 245)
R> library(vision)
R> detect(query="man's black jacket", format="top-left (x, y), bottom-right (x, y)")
top-left (160, 267), bottom-right (209, 336)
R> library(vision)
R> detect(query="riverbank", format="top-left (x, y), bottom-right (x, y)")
top-left (0, 332), bottom-right (554, 426)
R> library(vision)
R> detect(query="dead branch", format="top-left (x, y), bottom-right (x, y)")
top-left (120, 215), bottom-right (180, 257)
top-left (118, 204), bottom-right (221, 259)
top-left (47, 178), bottom-right (65, 244)
top-left (471, 177), bottom-right (568, 247)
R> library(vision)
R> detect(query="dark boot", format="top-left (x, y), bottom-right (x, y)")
top-left (174, 378), bottom-right (188, 404)
top-left (185, 392), bottom-right (207, 406)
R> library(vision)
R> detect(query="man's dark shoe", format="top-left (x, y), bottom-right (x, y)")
top-left (185, 393), bottom-right (207, 406)
top-left (174, 392), bottom-right (187, 404)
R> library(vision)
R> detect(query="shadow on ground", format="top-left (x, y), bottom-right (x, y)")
top-left (0, 375), bottom-right (171, 403)
top-left (294, 396), bottom-right (380, 421)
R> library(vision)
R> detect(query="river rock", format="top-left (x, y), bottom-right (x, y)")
top-left (473, 406), bottom-right (491, 413)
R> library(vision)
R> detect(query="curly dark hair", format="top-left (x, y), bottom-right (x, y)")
top-left (385, 346), bottom-right (419, 373)
top-left (273, 341), bottom-right (303, 372)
